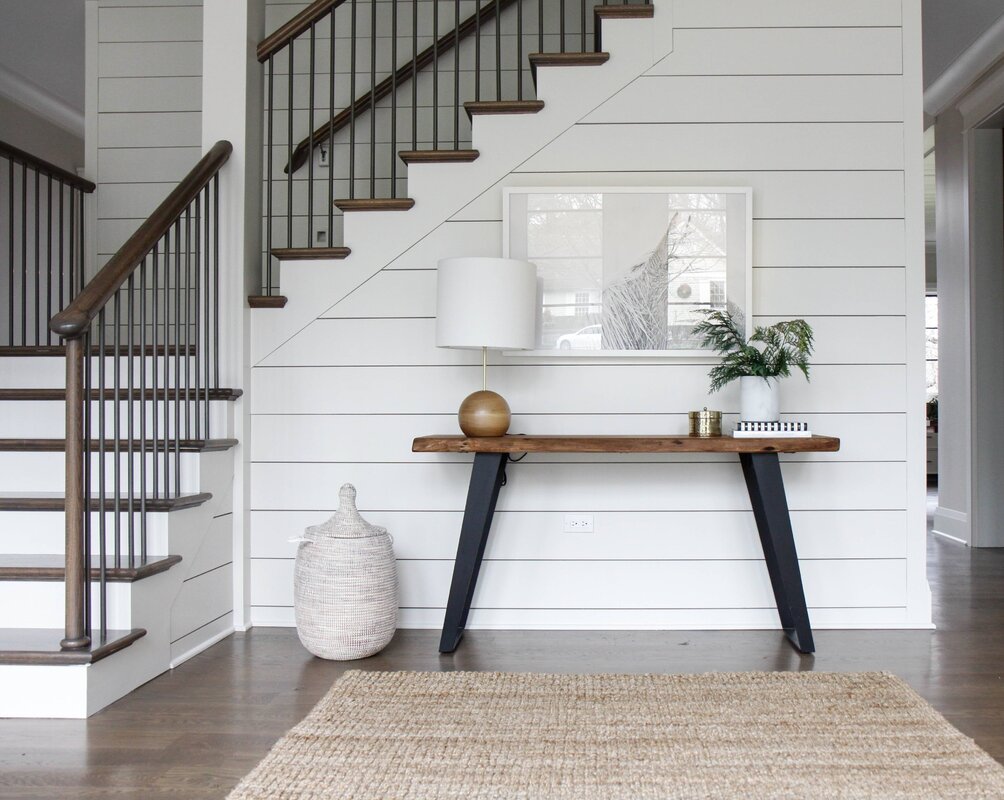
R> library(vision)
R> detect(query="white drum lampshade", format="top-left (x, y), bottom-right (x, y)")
top-left (436, 257), bottom-right (537, 436)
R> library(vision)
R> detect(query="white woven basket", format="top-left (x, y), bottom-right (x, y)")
top-left (293, 484), bottom-right (398, 660)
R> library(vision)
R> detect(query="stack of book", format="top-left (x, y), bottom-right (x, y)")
top-left (733, 421), bottom-right (812, 438)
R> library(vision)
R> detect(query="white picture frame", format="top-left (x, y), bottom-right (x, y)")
top-left (502, 186), bottom-right (753, 358)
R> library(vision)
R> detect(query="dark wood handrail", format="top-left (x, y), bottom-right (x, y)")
top-left (257, 0), bottom-right (342, 63)
top-left (49, 140), bottom-right (233, 340)
top-left (0, 139), bottom-right (95, 193)
top-left (284, 0), bottom-right (517, 174)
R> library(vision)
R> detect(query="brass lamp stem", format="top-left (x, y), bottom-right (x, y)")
top-left (482, 346), bottom-right (487, 391)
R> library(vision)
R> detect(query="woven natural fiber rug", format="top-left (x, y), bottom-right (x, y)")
top-left (228, 670), bottom-right (1004, 799)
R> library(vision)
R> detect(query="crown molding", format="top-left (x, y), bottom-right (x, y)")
top-left (0, 64), bottom-right (84, 137)
top-left (925, 14), bottom-right (1004, 117)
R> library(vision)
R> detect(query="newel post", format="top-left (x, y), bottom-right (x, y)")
top-left (61, 336), bottom-right (90, 650)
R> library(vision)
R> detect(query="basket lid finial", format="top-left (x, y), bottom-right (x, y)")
top-left (304, 483), bottom-right (386, 540)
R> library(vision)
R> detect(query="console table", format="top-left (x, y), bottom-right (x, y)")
top-left (412, 434), bottom-right (841, 655)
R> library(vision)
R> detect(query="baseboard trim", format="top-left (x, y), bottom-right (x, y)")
top-left (933, 505), bottom-right (970, 544)
top-left (169, 622), bottom-right (235, 669)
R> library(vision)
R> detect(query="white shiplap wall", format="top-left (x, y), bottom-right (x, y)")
top-left (90, 0), bottom-right (204, 268)
top-left (249, 0), bottom-right (931, 630)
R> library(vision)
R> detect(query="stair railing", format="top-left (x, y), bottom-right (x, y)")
top-left (256, 0), bottom-right (640, 295)
top-left (49, 141), bottom-right (232, 650)
top-left (0, 140), bottom-right (93, 348)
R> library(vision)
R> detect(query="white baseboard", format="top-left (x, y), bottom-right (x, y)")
top-left (933, 505), bottom-right (970, 544)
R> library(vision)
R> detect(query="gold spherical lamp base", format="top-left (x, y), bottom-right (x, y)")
top-left (458, 390), bottom-right (511, 437)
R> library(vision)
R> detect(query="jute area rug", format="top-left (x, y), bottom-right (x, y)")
top-left (228, 670), bottom-right (1004, 799)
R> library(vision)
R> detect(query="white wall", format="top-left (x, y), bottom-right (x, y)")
top-left (87, 0), bottom-right (203, 274)
top-left (0, 96), bottom-right (83, 173)
top-left (248, 0), bottom-right (930, 630)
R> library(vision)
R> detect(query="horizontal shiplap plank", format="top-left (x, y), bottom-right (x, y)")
top-left (98, 41), bottom-right (203, 78)
top-left (265, 315), bottom-right (905, 367)
top-left (98, 77), bottom-right (202, 113)
top-left (98, 146), bottom-right (203, 184)
top-left (647, 28), bottom-right (902, 76)
top-left (251, 461), bottom-right (907, 511)
top-left (252, 509), bottom-right (908, 561)
top-left (249, 411), bottom-right (905, 464)
top-left (672, 0), bottom-right (902, 28)
top-left (252, 605), bottom-right (912, 629)
top-left (519, 123), bottom-right (904, 172)
top-left (171, 563), bottom-right (233, 641)
top-left (250, 557), bottom-right (906, 610)
top-left (97, 182), bottom-right (180, 220)
top-left (98, 6), bottom-right (202, 43)
top-left (755, 268), bottom-right (905, 316)
top-left (456, 172), bottom-right (906, 222)
top-left (587, 76), bottom-right (903, 124)
top-left (755, 220), bottom-right (904, 267)
top-left (250, 364), bottom-right (905, 415)
top-left (97, 112), bottom-right (201, 148)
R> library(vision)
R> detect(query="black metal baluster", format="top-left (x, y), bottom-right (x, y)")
top-left (475, 0), bottom-right (482, 101)
top-left (308, 23), bottom-right (316, 244)
top-left (538, 0), bottom-right (544, 55)
top-left (350, 0), bottom-right (357, 197)
top-left (560, 0), bottom-right (566, 52)
top-left (287, 43), bottom-right (294, 248)
top-left (412, 0), bottom-right (418, 150)
top-left (77, 188), bottom-right (85, 298)
top-left (21, 163), bottom-right (26, 344)
top-left (58, 180), bottom-right (64, 313)
top-left (391, 0), bottom-right (398, 197)
top-left (152, 242), bottom-right (160, 499)
top-left (7, 158), bottom-right (12, 345)
top-left (369, 0), bottom-right (376, 195)
top-left (517, 0), bottom-right (524, 100)
top-left (581, 0), bottom-right (586, 51)
top-left (495, 0), bottom-right (502, 99)
top-left (139, 259), bottom-right (147, 558)
top-left (214, 174), bottom-right (220, 388)
top-left (173, 220), bottom-right (181, 498)
top-left (46, 175), bottom-right (52, 344)
top-left (194, 195), bottom-right (201, 442)
top-left (434, 0), bottom-right (440, 147)
top-left (184, 208), bottom-right (192, 442)
top-left (203, 186), bottom-right (211, 438)
top-left (113, 291), bottom-right (121, 568)
top-left (454, 0), bottom-right (460, 146)
top-left (97, 309), bottom-right (107, 639)
top-left (82, 329), bottom-right (92, 638)
top-left (328, 16), bottom-right (335, 239)
top-left (266, 56), bottom-right (274, 293)
top-left (34, 168), bottom-right (39, 344)
top-left (126, 276), bottom-right (134, 563)
top-left (69, 188), bottom-right (76, 303)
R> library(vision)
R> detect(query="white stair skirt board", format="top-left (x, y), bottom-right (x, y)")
top-left (252, 14), bottom-right (663, 361)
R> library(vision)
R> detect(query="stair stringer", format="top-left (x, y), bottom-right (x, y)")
top-left (0, 445), bottom-right (236, 718)
top-left (251, 8), bottom-right (670, 364)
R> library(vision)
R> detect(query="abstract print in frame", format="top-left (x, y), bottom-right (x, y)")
top-left (503, 187), bottom-right (753, 357)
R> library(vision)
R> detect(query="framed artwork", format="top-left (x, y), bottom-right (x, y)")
top-left (502, 187), bottom-right (753, 357)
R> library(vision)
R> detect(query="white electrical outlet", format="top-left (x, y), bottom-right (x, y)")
top-left (563, 514), bottom-right (594, 533)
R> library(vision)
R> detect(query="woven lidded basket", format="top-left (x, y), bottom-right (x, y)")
top-left (294, 484), bottom-right (398, 660)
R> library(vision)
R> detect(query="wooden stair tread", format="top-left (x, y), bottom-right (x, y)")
top-left (0, 554), bottom-right (182, 583)
top-left (594, 4), bottom-right (653, 19)
top-left (399, 149), bottom-right (480, 164)
top-left (334, 198), bottom-right (415, 212)
top-left (0, 492), bottom-right (213, 512)
top-left (465, 100), bottom-right (544, 119)
top-left (0, 628), bottom-right (146, 665)
top-left (0, 388), bottom-right (243, 401)
top-left (270, 247), bottom-right (351, 260)
top-left (0, 344), bottom-right (197, 358)
top-left (528, 52), bottom-right (610, 67)
top-left (248, 295), bottom-right (288, 309)
top-left (0, 438), bottom-right (237, 452)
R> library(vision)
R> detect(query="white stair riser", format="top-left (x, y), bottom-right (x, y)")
top-left (0, 451), bottom-right (202, 493)
top-left (0, 356), bottom-right (202, 390)
top-left (0, 510), bottom-right (170, 555)
top-left (0, 400), bottom-right (233, 438)
top-left (0, 581), bottom-right (133, 629)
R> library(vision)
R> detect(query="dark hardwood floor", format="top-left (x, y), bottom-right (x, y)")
top-left (0, 502), bottom-right (1002, 798)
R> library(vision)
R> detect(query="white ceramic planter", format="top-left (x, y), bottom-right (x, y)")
top-left (740, 376), bottom-right (780, 422)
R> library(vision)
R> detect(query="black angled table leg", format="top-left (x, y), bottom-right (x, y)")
top-left (740, 452), bottom-right (815, 654)
top-left (439, 452), bottom-right (507, 654)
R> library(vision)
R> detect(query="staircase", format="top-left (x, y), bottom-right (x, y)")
top-left (0, 141), bottom-right (240, 717)
top-left (251, 0), bottom-right (656, 309)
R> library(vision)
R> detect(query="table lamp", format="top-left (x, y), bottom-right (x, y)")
top-left (436, 257), bottom-right (538, 437)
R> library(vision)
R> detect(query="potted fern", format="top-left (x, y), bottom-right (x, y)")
top-left (691, 307), bottom-right (814, 421)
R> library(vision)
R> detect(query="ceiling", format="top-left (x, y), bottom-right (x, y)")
top-left (0, 0), bottom-right (86, 114)
top-left (922, 0), bottom-right (1004, 88)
